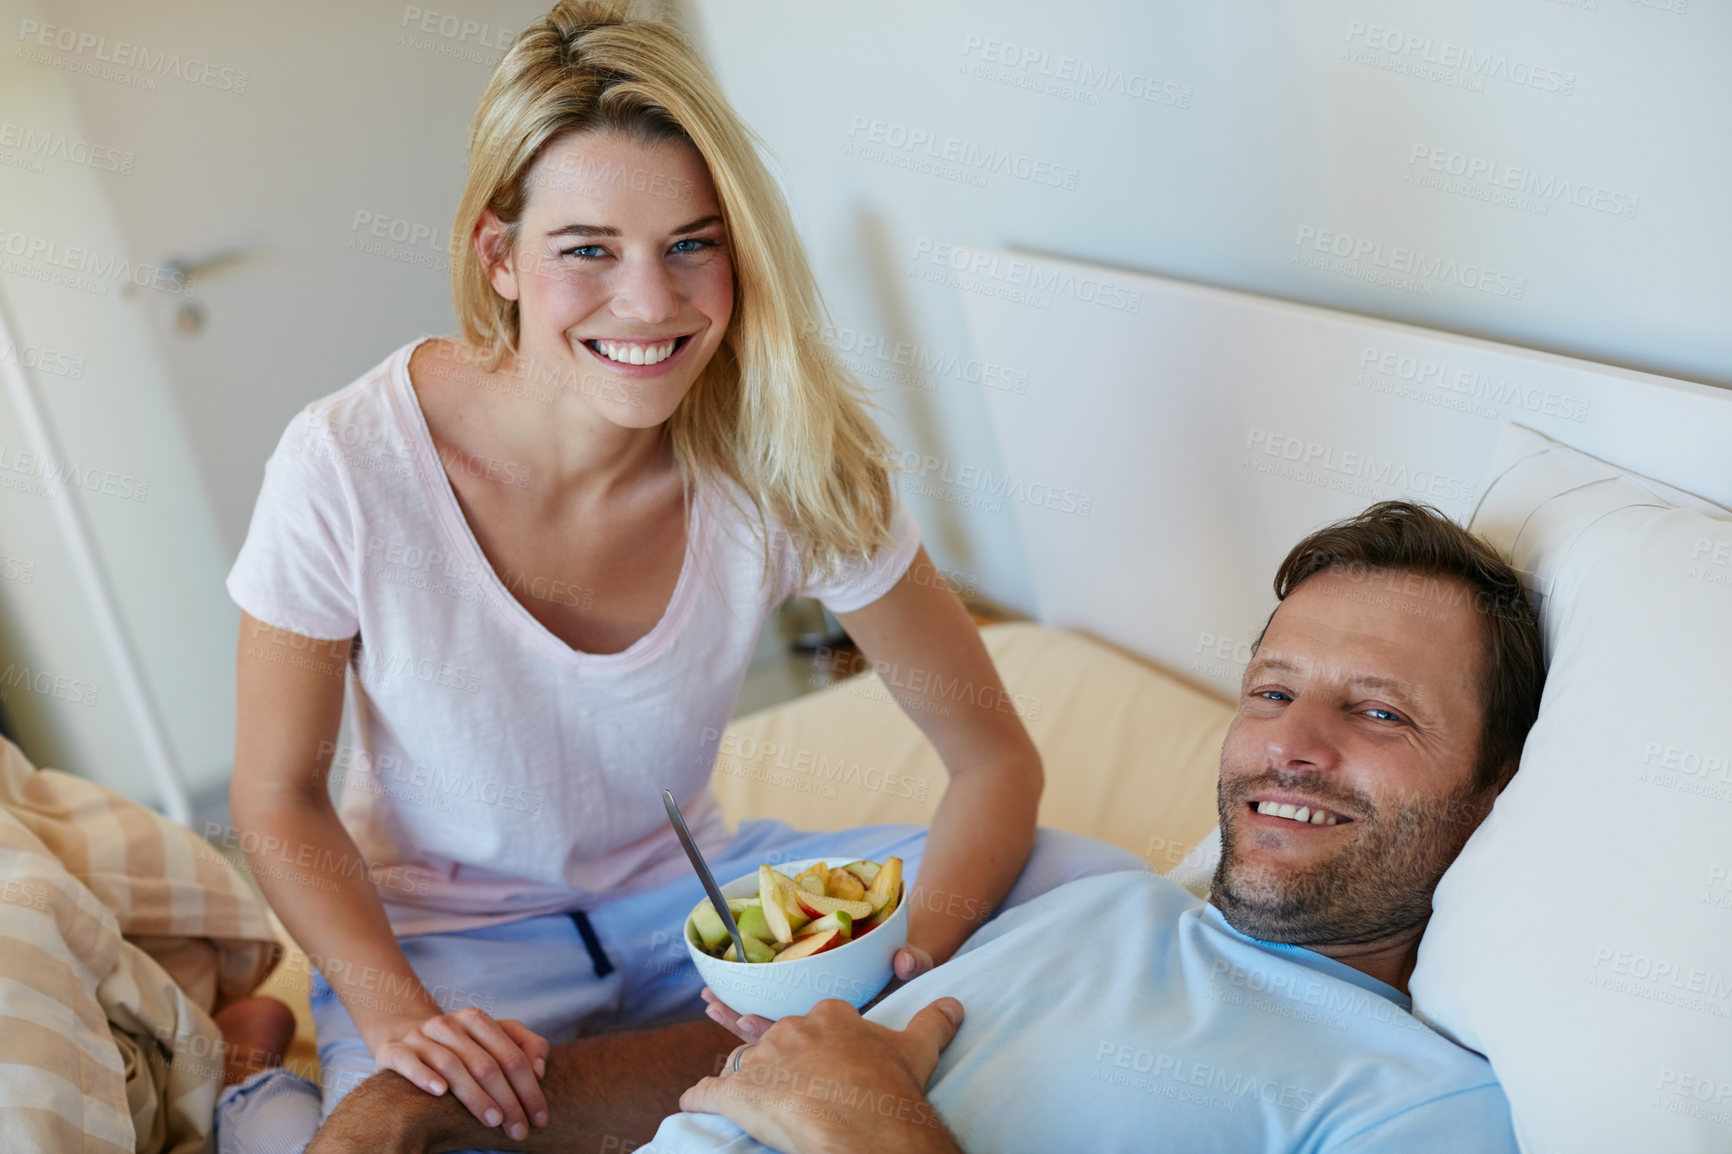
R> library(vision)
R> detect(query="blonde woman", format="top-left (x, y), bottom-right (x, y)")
top-left (219, 2), bottom-right (1139, 1148)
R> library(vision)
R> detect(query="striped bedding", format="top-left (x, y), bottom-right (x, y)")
top-left (0, 737), bottom-right (281, 1153)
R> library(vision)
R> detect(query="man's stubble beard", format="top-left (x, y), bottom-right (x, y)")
top-left (1209, 769), bottom-right (1489, 948)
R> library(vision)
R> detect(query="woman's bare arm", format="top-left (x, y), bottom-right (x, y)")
top-left (833, 547), bottom-right (1044, 972)
top-left (230, 612), bottom-right (550, 1139)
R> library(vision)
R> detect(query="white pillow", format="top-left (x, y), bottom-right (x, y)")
top-left (1410, 423), bottom-right (1732, 1153)
top-left (1164, 825), bottom-right (1219, 901)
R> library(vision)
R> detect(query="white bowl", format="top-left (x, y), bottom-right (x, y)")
top-left (684, 856), bottom-right (909, 1021)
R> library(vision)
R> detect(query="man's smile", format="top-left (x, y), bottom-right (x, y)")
top-left (1245, 797), bottom-right (1357, 828)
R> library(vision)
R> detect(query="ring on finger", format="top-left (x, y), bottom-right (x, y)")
top-left (730, 1042), bottom-right (756, 1074)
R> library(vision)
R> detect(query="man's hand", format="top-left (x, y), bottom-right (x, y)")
top-left (679, 997), bottom-right (966, 1154)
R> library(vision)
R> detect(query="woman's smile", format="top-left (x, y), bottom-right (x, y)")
top-left (578, 332), bottom-right (698, 372)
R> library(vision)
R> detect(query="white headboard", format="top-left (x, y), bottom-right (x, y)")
top-left (961, 252), bottom-right (1732, 699)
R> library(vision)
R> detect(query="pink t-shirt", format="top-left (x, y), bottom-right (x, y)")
top-left (227, 338), bottom-right (920, 933)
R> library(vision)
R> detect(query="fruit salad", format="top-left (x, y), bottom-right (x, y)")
top-left (688, 857), bottom-right (904, 964)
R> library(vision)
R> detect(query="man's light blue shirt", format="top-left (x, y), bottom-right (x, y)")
top-left (646, 870), bottom-right (1518, 1152)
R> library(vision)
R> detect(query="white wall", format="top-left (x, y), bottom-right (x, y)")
top-left (34, 0), bottom-right (559, 551)
top-left (0, 0), bottom-right (557, 803)
top-left (682, 0), bottom-right (1731, 611)
top-left (0, 0), bottom-right (235, 801)
top-left (0, 0), bottom-right (1724, 802)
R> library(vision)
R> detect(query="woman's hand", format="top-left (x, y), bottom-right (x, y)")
top-left (893, 943), bottom-right (936, 981)
top-left (365, 1007), bottom-right (551, 1141)
top-left (701, 986), bottom-right (771, 1043)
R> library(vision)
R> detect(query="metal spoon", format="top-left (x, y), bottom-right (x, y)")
top-left (662, 789), bottom-right (748, 962)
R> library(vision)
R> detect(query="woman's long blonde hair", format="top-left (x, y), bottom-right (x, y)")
top-left (452, 0), bottom-right (896, 583)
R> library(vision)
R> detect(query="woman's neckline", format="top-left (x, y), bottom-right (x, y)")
top-left (387, 335), bottom-right (706, 670)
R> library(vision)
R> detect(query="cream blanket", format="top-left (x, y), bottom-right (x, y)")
top-left (0, 738), bottom-right (281, 1154)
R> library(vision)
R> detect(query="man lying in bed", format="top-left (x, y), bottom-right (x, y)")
top-left (308, 500), bottom-right (1537, 1153)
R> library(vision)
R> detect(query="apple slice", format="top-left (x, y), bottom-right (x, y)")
top-left (860, 882), bottom-right (900, 929)
top-left (795, 910), bottom-right (854, 941)
top-left (769, 870), bottom-right (813, 937)
top-left (689, 899), bottom-right (732, 953)
top-left (860, 872), bottom-right (903, 931)
top-left (793, 891), bottom-right (873, 921)
top-left (795, 862), bottom-right (830, 895)
top-left (780, 876), bottom-right (813, 932)
top-left (772, 927), bottom-right (843, 961)
top-left (864, 856), bottom-right (902, 913)
top-left (758, 865), bottom-right (798, 943)
top-left (723, 935), bottom-right (779, 963)
top-left (737, 903), bottom-right (774, 943)
top-left (842, 859), bottom-right (880, 887)
top-left (825, 867), bottom-right (867, 902)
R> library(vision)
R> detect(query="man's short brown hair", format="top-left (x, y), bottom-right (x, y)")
top-left (1254, 501), bottom-right (1546, 793)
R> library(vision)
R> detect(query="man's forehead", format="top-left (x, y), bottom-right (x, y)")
top-left (1252, 569), bottom-right (1486, 701)
top-left (1245, 651), bottom-right (1424, 703)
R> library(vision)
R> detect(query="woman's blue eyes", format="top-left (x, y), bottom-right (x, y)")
top-left (559, 238), bottom-right (718, 260)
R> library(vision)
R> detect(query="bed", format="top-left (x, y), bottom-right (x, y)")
top-left (0, 740), bottom-right (281, 1154)
top-left (256, 257), bottom-right (1732, 1151)
top-left (949, 257), bottom-right (1732, 1153)
top-left (701, 258), bottom-right (1732, 1150)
